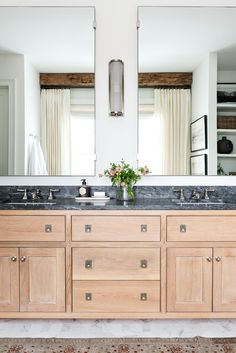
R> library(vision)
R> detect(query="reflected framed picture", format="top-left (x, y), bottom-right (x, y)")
top-left (190, 154), bottom-right (207, 176)
top-left (191, 115), bottom-right (207, 152)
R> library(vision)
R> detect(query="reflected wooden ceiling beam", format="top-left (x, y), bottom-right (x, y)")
top-left (40, 73), bottom-right (95, 88)
top-left (138, 72), bottom-right (192, 88)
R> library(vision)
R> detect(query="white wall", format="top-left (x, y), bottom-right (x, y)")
top-left (192, 56), bottom-right (210, 121)
top-left (0, 54), bottom-right (25, 174)
top-left (1, 0), bottom-right (236, 339)
top-left (218, 70), bottom-right (236, 83)
top-left (24, 57), bottom-right (41, 174)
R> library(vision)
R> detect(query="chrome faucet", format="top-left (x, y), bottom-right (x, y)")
top-left (31, 189), bottom-right (41, 201)
top-left (191, 189), bottom-right (200, 201)
top-left (173, 188), bottom-right (185, 202)
top-left (48, 188), bottom-right (60, 200)
top-left (203, 188), bottom-right (215, 200)
top-left (17, 188), bottom-right (28, 200)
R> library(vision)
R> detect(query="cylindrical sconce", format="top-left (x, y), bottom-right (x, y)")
top-left (109, 60), bottom-right (124, 117)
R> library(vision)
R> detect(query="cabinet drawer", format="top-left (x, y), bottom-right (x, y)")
top-left (167, 216), bottom-right (236, 242)
top-left (72, 248), bottom-right (160, 280)
top-left (0, 216), bottom-right (65, 241)
top-left (72, 216), bottom-right (160, 241)
top-left (73, 281), bottom-right (160, 313)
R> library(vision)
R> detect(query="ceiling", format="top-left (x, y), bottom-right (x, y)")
top-left (139, 7), bottom-right (236, 72)
top-left (0, 7), bottom-right (94, 72)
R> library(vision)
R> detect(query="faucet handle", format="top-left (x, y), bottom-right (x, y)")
top-left (173, 188), bottom-right (185, 202)
top-left (17, 188), bottom-right (28, 200)
top-left (48, 188), bottom-right (60, 200)
top-left (204, 188), bottom-right (215, 200)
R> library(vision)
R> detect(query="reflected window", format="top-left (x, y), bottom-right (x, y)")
top-left (70, 88), bottom-right (95, 175)
top-left (138, 88), bottom-right (163, 175)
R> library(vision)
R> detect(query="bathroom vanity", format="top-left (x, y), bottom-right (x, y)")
top-left (1, 191), bottom-right (236, 319)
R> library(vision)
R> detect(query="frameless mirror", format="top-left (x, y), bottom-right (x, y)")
top-left (0, 7), bottom-right (95, 176)
top-left (138, 7), bottom-right (236, 176)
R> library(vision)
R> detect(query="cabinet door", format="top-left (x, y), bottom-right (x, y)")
top-left (214, 248), bottom-right (236, 312)
top-left (0, 248), bottom-right (19, 312)
top-left (20, 248), bottom-right (65, 312)
top-left (167, 248), bottom-right (213, 312)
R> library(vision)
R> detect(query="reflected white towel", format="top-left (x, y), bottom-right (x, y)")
top-left (28, 137), bottom-right (48, 175)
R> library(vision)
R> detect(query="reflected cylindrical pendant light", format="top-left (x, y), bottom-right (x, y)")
top-left (109, 59), bottom-right (124, 117)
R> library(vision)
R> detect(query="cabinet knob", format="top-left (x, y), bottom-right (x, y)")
top-left (85, 224), bottom-right (92, 233)
top-left (85, 260), bottom-right (93, 269)
top-left (206, 257), bottom-right (212, 262)
top-left (20, 256), bottom-right (27, 262)
top-left (140, 293), bottom-right (147, 301)
top-left (45, 224), bottom-right (52, 233)
top-left (180, 224), bottom-right (187, 233)
top-left (215, 256), bottom-right (221, 262)
top-left (141, 224), bottom-right (147, 232)
top-left (85, 293), bottom-right (92, 301)
top-left (140, 259), bottom-right (148, 268)
top-left (11, 256), bottom-right (17, 262)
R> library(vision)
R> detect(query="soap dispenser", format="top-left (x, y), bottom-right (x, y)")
top-left (78, 179), bottom-right (91, 197)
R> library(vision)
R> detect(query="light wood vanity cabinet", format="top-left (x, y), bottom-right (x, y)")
top-left (0, 215), bottom-right (66, 242)
top-left (0, 248), bottom-right (19, 312)
top-left (0, 213), bottom-right (66, 316)
top-left (1, 210), bottom-right (236, 319)
top-left (72, 215), bottom-right (160, 242)
top-left (167, 247), bottom-right (236, 313)
top-left (166, 214), bottom-right (236, 315)
top-left (0, 247), bottom-right (65, 313)
top-left (72, 215), bottom-right (161, 314)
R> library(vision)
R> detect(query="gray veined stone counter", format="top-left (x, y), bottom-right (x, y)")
top-left (1, 197), bottom-right (236, 211)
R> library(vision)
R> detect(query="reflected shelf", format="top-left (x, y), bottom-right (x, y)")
top-left (217, 129), bottom-right (236, 135)
top-left (217, 154), bottom-right (236, 158)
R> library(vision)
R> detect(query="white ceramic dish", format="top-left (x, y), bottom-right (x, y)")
top-left (75, 196), bottom-right (110, 202)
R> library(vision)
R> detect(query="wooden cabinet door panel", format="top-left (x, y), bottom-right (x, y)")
top-left (167, 216), bottom-right (236, 242)
top-left (167, 248), bottom-right (213, 312)
top-left (72, 216), bottom-right (160, 242)
top-left (72, 248), bottom-right (160, 280)
top-left (0, 216), bottom-right (65, 241)
top-left (73, 281), bottom-right (160, 313)
top-left (214, 248), bottom-right (236, 312)
top-left (20, 248), bottom-right (65, 312)
top-left (0, 248), bottom-right (19, 312)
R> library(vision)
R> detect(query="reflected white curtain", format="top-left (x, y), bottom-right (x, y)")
top-left (41, 89), bottom-right (71, 175)
top-left (154, 89), bottom-right (191, 175)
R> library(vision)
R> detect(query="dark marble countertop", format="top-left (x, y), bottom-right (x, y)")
top-left (1, 197), bottom-right (236, 211)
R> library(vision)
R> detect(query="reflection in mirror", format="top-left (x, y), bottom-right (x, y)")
top-left (0, 7), bottom-right (95, 176)
top-left (138, 7), bottom-right (236, 176)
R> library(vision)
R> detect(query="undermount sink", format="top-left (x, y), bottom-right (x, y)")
top-left (6, 201), bottom-right (56, 206)
top-left (175, 200), bottom-right (225, 206)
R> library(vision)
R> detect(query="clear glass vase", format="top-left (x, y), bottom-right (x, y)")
top-left (116, 185), bottom-right (134, 201)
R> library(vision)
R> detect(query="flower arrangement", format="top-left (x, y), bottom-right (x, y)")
top-left (100, 160), bottom-right (150, 200)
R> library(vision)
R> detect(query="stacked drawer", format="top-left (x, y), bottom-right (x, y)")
top-left (72, 215), bottom-right (161, 313)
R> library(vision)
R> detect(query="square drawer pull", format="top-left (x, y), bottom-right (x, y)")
top-left (141, 224), bottom-right (147, 232)
top-left (85, 224), bottom-right (92, 233)
top-left (85, 260), bottom-right (93, 269)
top-left (180, 224), bottom-right (187, 233)
top-left (45, 224), bottom-right (52, 233)
top-left (140, 293), bottom-right (147, 301)
top-left (140, 259), bottom-right (148, 268)
top-left (85, 293), bottom-right (92, 301)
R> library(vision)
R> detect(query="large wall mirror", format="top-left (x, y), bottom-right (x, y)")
top-left (138, 7), bottom-right (236, 176)
top-left (0, 7), bottom-right (95, 176)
